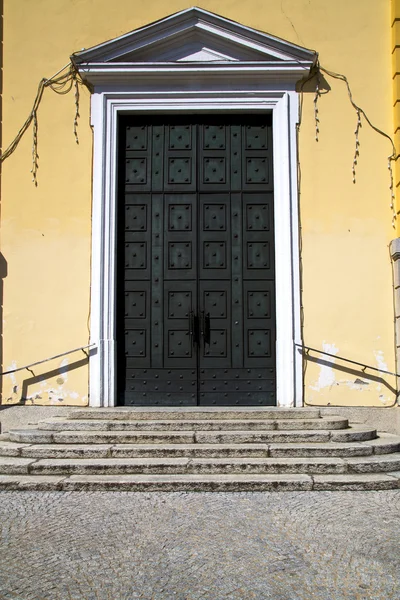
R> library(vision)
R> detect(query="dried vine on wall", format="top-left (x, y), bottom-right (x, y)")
top-left (1, 57), bottom-right (399, 228)
top-left (0, 63), bottom-right (86, 185)
top-left (310, 61), bottom-right (398, 228)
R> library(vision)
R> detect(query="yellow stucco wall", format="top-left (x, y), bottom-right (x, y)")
top-left (0, 0), bottom-right (396, 407)
top-left (392, 0), bottom-right (400, 199)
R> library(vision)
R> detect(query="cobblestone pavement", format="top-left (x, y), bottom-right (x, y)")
top-left (0, 491), bottom-right (399, 600)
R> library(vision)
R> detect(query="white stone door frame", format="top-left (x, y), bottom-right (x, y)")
top-left (88, 85), bottom-right (303, 408)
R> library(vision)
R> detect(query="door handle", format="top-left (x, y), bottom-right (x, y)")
top-left (189, 311), bottom-right (200, 347)
top-left (201, 311), bottom-right (211, 346)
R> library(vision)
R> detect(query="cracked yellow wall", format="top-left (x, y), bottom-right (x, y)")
top-left (0, 0), bottom-right (395, 406)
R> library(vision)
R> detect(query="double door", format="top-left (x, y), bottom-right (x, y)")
top-left (117, 115), bottom-right (276, 405)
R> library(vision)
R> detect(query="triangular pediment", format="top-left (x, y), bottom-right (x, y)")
top-left (73, 7), bottom-right (316, 65)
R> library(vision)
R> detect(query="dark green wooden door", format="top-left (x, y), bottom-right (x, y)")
top-left (117, 116), bottom-right (276, 406)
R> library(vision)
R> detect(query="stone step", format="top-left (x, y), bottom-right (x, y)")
top-left (2, 453), bottom-right (400, 476)
top-left (8, 424), bottom-right (377, 445)
top-left (0, 435), bottom-right (398, 459)
top-left (0, 472), bottom-right (398, 492)
top-left (36, 416), bottom-right (348, 432)
top-left (268, 435), bottom-right (400, 456)
top-left (8, 430), bottom-right (196, 444)
top-left (0, 442), bottom-right (268, 459)
top-left (68, 407), bottom-right (322, 421)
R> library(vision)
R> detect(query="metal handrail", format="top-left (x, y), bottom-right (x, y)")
top-left (0, 344), bottom-right (96, 377)
top-left (295, 343), bottom-right (400, 378)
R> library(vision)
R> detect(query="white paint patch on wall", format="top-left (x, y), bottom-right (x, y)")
top-left (373, 350), bottom-right (388, 399)
top-left (3, 358), bottom-right (87, 406)
top-left (6, 362), bottom-right (18, 387)
top-left (310, 342), bottom-right (338, 391)
top-left (373, 350), bottom-right (388, 373)
top-left (59, 358), bottom-right (69, 382)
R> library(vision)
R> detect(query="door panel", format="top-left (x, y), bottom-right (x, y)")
top-left (199, 279), bottom-right (231, 369)
top-left (164, 194), bottom-right (197, 280)
top-left (163, 280), bottom-right (196, 369)
top-left (117, 116), bottom-right (276, 406)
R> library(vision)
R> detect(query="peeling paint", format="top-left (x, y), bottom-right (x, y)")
top-left (373, 350), bottom-right (388, 373)
top-left (59, 358), bottom-right (69, 382)
top-left (310, 342), bottom-right (338, 391)
top-left (6, 362), bottom-right (18, 386)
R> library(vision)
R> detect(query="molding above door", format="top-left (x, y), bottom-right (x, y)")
top-left (74, 8), bottom-right (315, 408)
top-left (72, 6), bottom-right (316, 82)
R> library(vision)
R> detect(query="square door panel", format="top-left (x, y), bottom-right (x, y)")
top-left (163, 153), bottom-right (196, 192)
top-left (203, 290), bottom-right (227, 318)
top-left (126, 125), bottom-right (147, 150)
top-left (124, 290), bottom-right (147, 319)
top-left (203, 125), bottom-right (226, 149)
top-left (203, 203), bottom-right (227, 231)
top-left (245, 203), bottom-right (270, 231)
top-left (248, 329), bottom-right (271, 357)
top-left (245, 158), bottom-right (269, 184)
top-left (125, 242), bottom-right (147, 269)
top-left (168, 330), bottom-right (192, 358)
top-left (247, 290), bottom-right (271, 319)
top-left (124, 241), bottom-right (150, 280)
top-left (246, 242), bottom-right (270, 270)
top-left (203, 157), bottom-right (226, 184)
top-left (168, 203), bottom-right (192, 231)
top-left (245, 125), bottom-right (268, 150)
top-left (125, 204), bottom-right (147, 231)
top-left (203, 242), bottom-right (226, 269)
top-left (124, 157), bottom-right (151, 192)
top-left (204, 329), bottom-right (227, 358)
top-left (168, 242), bottom-right (193, 270)
top-left (168, 158), bottom-right (192, 184)
top-left (168, 290), bottom-right (192, 319)
top-left (125, 329), bottom-right (147, 358)
top-left (168, 125), bottom-right (192, 150)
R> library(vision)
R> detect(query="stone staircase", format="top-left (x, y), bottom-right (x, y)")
top-left (1, 407), bottom-right (400, 491)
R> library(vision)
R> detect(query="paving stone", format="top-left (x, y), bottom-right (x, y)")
top-left (0, 490), bottom-right (399, 599)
